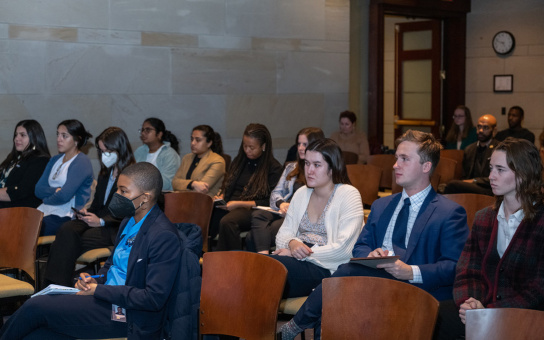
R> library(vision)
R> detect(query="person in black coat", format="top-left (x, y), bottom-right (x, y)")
top-left (0, 120), bottom-right (50, 209)
top-left (43, 127), bottom-right (136, 287)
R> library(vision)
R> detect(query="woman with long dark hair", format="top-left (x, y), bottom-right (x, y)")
top-left (35, 120), bottom-right (94, 236)
top-left (450, 138), bottom-right (544, 337)
top-left (445, 105), bottom-right (477, 150)
top-left (172, 125), bottom-right (225, 197)
top-left (43, 127), bottom-right (136, 287)
top-left (270, 138), bottom-right (364, 299)
top-left (213, 123), bottom-right (283, 251)
top-left (247, 127), bottom-right (325, 254)
top-left (0, 120), bottom-right (50, 209)
top-left (134, 117), bottom-right (180, 191)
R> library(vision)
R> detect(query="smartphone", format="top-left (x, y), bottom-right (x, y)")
top-left (71, 207), bottom-right (86, 217)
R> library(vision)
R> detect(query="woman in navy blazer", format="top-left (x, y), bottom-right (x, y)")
top-left (1, 163), bottom-right (182, 340)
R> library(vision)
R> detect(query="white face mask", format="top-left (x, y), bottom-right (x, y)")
top-left (101, 152), bottom-right (118, 168)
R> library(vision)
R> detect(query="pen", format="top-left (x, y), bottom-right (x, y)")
top-left (77, 274), bottom-right (104, 280)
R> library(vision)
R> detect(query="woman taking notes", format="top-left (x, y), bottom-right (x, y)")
top-left (35, 119), bottom-right (94, 236)
top-left (172, 125), bottom-right (225, 197)
top-left (0, 119), bottom-right (50, 209)
top-left (270, 138), bottom-right (364, 298)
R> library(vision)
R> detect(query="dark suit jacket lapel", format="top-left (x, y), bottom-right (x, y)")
top-left (403, 189), bottom-right (437, 262)
top-left (376, 194), bottom-right (402, 248)
top-left (125, 206), bottom-right (161, 282)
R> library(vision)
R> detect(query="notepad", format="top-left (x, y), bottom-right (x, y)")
top-left (252, 206), bottom-right (282, 215)
top-left (349, 256), bottom-right (400, 269)
top-left (31, 284), bottom-right (79, 298)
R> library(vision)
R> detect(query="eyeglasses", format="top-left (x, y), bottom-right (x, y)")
top-left (477, 125), bottom-right (492, 131)
top-left (452, 115), bottom-right (465, 119)
top-left (138, 128), bottom-right (156, 134)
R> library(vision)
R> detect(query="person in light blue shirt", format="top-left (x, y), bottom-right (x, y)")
top-left (1, 163), bottom-right (182, 340)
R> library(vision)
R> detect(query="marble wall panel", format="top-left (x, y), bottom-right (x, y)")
top-left (198, 35), bottom-right (252, 50)
top-left (0, 0), bottom-right (109, 28)
top-left (172, 48), bottom-right (277, 94)
top-left (323, 92), bottom-right (349, 136)
top-left (324, 0), bottom-right (349, 41)
top-left (0, 23), bottom-right (8, 39)
top-left (45, 43), bottom-right (171, 94)
top-left (78, 29), bottom-right (141, 46)
top-left (141, 32), bottom-right (198, 47)
top-left (300, 40), bottom-right (349, 53)
top-left (226, 0), bottom-right (325, 40)
top-left (504, 56), bottom-right (544, 92)
top-left (277, 51), bottom-right (349, 94)
top-left (110, 0), bottom-right (225, 35)
top-left (225, 94), bottom-right (325, 140)
top-left (0, 40), bottom-right (47, 94)
top-left (0, 95), bottom-right (32, 158)
top-left (111, 94), bottom-right (227, 154)
top-left (465, 57), bottom-right (503, 93)
top-left (252, 38), bottom-right (302, 52)
top-left (9, 25), bottom-right (77, 42)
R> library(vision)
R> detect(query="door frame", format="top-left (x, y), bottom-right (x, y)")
top-left (367, 0), bottom-right (471, 146)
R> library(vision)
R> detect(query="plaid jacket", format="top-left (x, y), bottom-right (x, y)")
top-left (453, 205), bottom-right (544, 309)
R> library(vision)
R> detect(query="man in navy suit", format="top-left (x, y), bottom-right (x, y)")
top-left (1, 163), bottom-right (182, 340)
top-left (279, 130), bottom-right (469, 340)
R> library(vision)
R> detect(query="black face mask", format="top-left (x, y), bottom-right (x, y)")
top-left (108, 193), bottom-right (144, 219)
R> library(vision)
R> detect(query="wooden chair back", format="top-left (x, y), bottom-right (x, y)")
top-left (346, 164), bottom-right (382, 207)
top-left (441, 149), bottom-right (464, 179)
top-left (367, 154), bottom-right (396, 189)
top-left (199, 251), bottom-right (287, 340)
top-left (322, 276), bottom-right (439, 340)
top-left (466, 308), bottom-right (544, 340)
top-left (443, 193), bottom-right (495, 230)
top-left (342, 151), bottom-right (358, 165)
top-left (0, 208), bottom-right (43, 281)
top-left (432, 157), bottom-right (457, 188)
top-left (164, 191), bottom-right (213, 252)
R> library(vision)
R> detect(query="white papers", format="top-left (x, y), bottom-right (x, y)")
top-left (31, 284), bottom-right (79, 298)
top-left (252, 206), bottom-right (281, 215)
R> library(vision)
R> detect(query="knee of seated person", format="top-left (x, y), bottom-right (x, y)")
top-left (55, 222), bottom-right (80, 239)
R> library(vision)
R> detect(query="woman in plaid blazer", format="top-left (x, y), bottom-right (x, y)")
top-left (453, 137), bottom-right (544, 327)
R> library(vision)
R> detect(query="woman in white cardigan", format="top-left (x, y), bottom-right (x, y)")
top-left (270, 139), bottom-right (364, 298)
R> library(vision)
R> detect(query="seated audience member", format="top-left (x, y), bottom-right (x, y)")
top-left (35, 120), bottom-right (94, 236)
top-left (444, 105), bottom-right (477, 150)
top-left (172, 125), bottom-right (225, 197)
top-left (444, 114), bottom-right (498, 196)
top-left (278, 130), bottom-right (469, 340)
top-left (134, 117), bottom-right (180, 191)
top-left (447, 138), bottom-right (544, 338)
top-left (270, 138), bottom-right (364, 298)
top-left (247, 127), bottom-right (325, 254)
top-left (330, 110), bottom-right (370, 164)
top-left (212, 123), bottom-right (282, 250)
top-left (494, 106), bottom-right (535, 143)
top-left (43, 127), bottom-right (135, 287)
top-left (0, 163), bottom-right (182, 340)
top-left (0, 120), bottom-right (50, 209)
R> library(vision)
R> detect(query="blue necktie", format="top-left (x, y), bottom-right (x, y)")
top-left (392, 198), bottom-right (411, 258)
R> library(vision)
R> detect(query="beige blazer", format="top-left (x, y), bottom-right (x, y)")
top-left (172, 150), bottom-right (226, 197)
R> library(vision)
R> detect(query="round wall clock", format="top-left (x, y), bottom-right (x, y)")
top-left (492, 31), bottom-right (515, 55)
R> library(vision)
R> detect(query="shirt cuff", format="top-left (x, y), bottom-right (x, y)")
top-left (100, 218), bottom-right (105, 227)
top-left (409, 265), bottom-right (423, 284)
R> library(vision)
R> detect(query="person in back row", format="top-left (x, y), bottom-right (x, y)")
top-left (278, 130), bottom-right (469, 340)
top-left (0, 119), bottom-right (50, 209)
top-left (1, 163), bottom-right (182, 340)
top-left (212, 123), bottom-right (283, 251)
top-left (444, 114), bottom-right (499, 196)
top-left (494, 106), bottom-right (535, 143)
top-left (172, 125), bottom-right (225, 197)
top-left (247, 127), bottom-right (325, 254)
top-left (444, 105), bottom-right (477, 150)
top-left (135, 117), bottom-right (180, 191)
top-left (448, 138), bottom-right (544, 338)
top-left (329, 110), bottom-right (370, 164)
top-left (35, 119), bottom-right (94, 236)
top-left (43, 127), bottom-right (135, 287)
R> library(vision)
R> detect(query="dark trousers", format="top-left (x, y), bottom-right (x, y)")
top-left (0, 295), bottom-right (127, 340)
top-left (444, 180), bottom-right (493, 196)
top-left (44, 219), bottom-right (114, 287)
top-left (433, 299), bottom-right (465, 340)
top-left (215, 208), bottom-right (253, 251)
top-left (246, 210), bottom-right (285, 252)
top-left (40, 215), bottom-right (71, 236)
top-left (268, 255), bottom-right (331, 298)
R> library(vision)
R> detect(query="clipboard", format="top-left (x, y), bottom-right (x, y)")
top-left (349, 256), bottom-right (400, 269)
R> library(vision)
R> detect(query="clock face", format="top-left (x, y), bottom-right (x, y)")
top-left (493, 31), bottom-right (515, 55)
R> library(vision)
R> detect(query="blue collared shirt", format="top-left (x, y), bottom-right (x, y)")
top-left (105, 207), bottom-right (154, 286)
